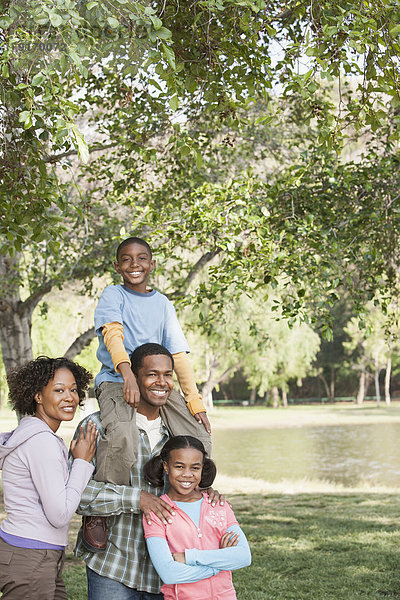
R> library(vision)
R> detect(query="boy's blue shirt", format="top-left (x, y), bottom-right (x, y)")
top-left (94, 284), bottom-right (190, 389)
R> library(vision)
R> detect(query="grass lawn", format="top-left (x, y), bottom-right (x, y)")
top-left (58, 491), bottom-right (400, 599)
top-left (2, 404), bottom-right (400, 598)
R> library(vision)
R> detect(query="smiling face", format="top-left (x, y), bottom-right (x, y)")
top-left (114, 241), bottom-right (155, 293)
top-left (136, 354), bottom-right (174, 419)
top-left (164, 447), bottom-right (204, 502)
top-left (34, 368), bottom-right (80, 432)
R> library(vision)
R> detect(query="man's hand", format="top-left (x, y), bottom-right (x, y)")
top-left (119, 363), bottom-right (140, 407)
top-left (172, 552), bottom-right (186, 563)
top-left (195, 411), bottom-right (211, 435)
top-left (205, 487), bottom-right (226, 507)
top-left (140, 491), bottom-right (176, 525)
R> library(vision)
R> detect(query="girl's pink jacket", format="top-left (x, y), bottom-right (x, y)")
top-left (144, 493), bottom-right (238, 600)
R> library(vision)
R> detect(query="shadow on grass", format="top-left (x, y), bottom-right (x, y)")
top-left (1, 488), bottom-right (399, 599)
top-left (232, 493), bottom-right (400, 600)
top-left (60, 492), bottom-right (400, 600)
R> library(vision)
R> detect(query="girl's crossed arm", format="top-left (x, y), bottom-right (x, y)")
top-left (177, 524), bottom-right (251, 572)
top-left (146, 536), bottom-right (220, 584)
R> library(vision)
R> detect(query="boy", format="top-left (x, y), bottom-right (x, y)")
top-left (83, 237), bottom-right (211, 550)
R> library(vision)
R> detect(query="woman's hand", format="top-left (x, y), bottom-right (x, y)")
top-left (70, 421), bottom-right (98, 462)
top-left (220, 531), bottom-right (240, 548)
top-left (172, 552), bottom-right (186, 563)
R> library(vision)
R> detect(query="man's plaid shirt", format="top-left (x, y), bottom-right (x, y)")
top-left (72, 411), bottom-right (169, 593)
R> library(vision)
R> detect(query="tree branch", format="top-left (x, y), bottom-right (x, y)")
top-left (20, 280), bottom-right (55, 315)
top-left (215, 360), bottom-right (242, 385)
top-left (64, 327), bottom-right (96, 359)
top-left (44, 142), bottom-right (121, 164)
top-left (169, 249), bottom-right (222, 300)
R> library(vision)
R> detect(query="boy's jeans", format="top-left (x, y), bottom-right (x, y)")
top-left (94, 383), bottom-right (212, 485)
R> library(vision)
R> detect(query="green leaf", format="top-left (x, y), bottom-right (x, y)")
top-left (86, 1), bottom-right (98, 8)
top-left (185, 76), bottom-right (197, 93)
top-left (60, 54), bottom-right (69, 75)
top-left (107, 17), bottom-right (120, 28)
top-left (169, 94), bottom-right (179, 111)
top-left (0, 16), bottom-right (13, 28)
top-left (150, 15), bottom-right (163, 30)
top-left (49, 12), bottom-right (63, 27)
top-left (71, 126), bottom-right (89, 163)
top-left (18, 110), bottom-right (31, 123)
top-left (23, 114), bottom-right (33, 129)
top-left (69, 50), bottom-right (81, 66)
top-left (180, 145), bottom-right (191, 157)
top-left (195, 151), bottom-right (203, 169)
top-left (161, 42), bottom-right (175, 70)
top-left (156, 27), bottom-right (172, 40)
top-left (33, 12), bottom-right (49, 25)
top-left (31, 73), bottom-right (45, 87)
top-left (255, 115), bottom-right (273, 125)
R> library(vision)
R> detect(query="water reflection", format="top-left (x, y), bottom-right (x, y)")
top-left (212, 423), bottom-right (400, 487)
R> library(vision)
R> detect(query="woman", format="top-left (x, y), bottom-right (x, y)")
top-left (0, 356), bottom-right (98, 600)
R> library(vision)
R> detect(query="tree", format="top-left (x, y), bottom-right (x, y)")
top-left (344, 301), bottom-right (400, 404)
top-left (314, 299), bottom-right (353, 400)
top-left (1, 0), bottom-right (400, 377)
top-left (2, 0), bottom-right (400, 244)
top-left (185, 290), bottom-right (320, 407)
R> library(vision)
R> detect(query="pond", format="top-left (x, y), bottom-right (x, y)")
top-left (212, 423), bottom-right (400, 487)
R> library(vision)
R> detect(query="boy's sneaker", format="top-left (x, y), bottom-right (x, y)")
top-left (82, 515), bottom-right (108, 552)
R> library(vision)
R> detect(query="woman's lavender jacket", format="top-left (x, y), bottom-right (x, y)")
top-left (0, 416), bottom-right (94, 546)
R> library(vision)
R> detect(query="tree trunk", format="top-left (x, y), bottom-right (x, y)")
top-left (0, 304), bottom-right (34, 373)
top-left (249, 388), bottom-right (257, 405)
top-left (330, 366), bottom-right (335, 400)
top-left (0, 255), bottom-right (34, 373)
top-left (201, 378), bottom-right (215, 410)
top-left (318, 374), bottom-right (330, 400)
top-left (356, 370), bottom-right (366, 405)
top-left (374, 352), bottom-right (381, 406)
top-left (385, 357), bottom-right (391, 406)
top-left (271, 386), bottom-right (280, 408)
top-left (0, 254), bottom-right (52, 374)
top-left (201, 356), bottom-right (242, 410)
top-left (281, 384), bottom-right (288, 407)
top-left (201, 353), bottom-right (218, 410)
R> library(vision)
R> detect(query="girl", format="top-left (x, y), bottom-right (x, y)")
top-left (143, 435), bottom-right (251, 600)
top-left (0, 356), bottom-right (98, 600)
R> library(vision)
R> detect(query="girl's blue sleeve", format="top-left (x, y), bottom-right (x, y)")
top-left (185, 525), bottom-right (251, 571)
top-left (146, 537), bottom-right (220, 584)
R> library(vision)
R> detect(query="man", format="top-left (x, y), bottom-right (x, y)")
top-left (73, 343), bottom-right (219, 600)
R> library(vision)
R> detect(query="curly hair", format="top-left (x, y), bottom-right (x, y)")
top-left (7, 356), bottom-right (93, 415)
top-left (143, 435), bottom-right (216, 490)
